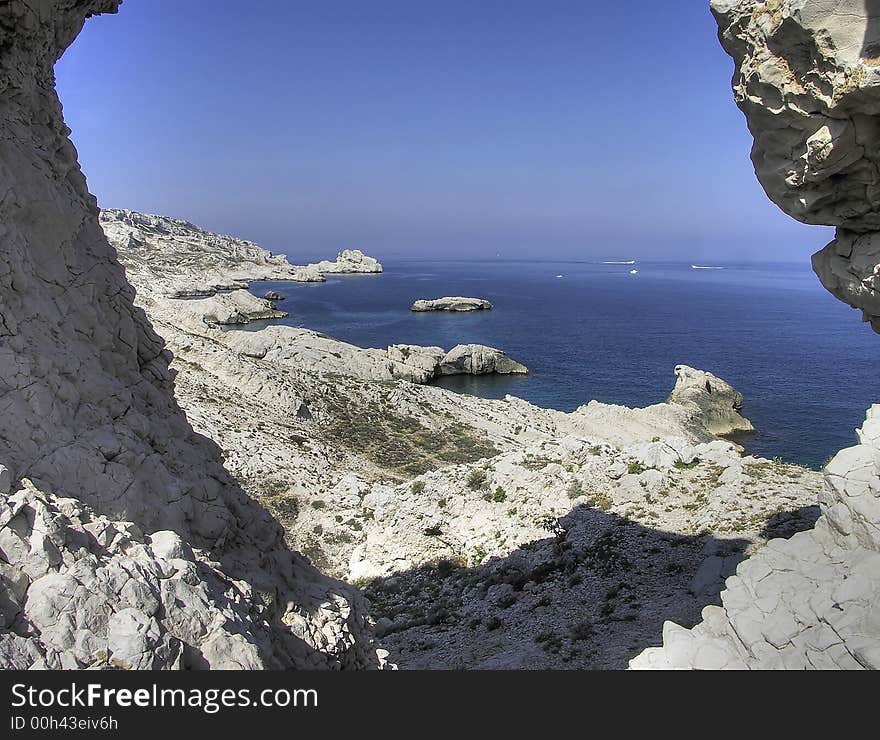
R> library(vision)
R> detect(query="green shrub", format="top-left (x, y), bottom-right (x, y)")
top-left (588, 492), bottom-right (613, 512)
top-left (410, 480), bottom-right (426, 494)
top-left (311, 499), bottom-right (326, 510)
top-left (492, 486), bottom-right (507, 503)
top-left (466, 468), bottom-right (488, 490)
top-left (627, 462), bottom-right (647, 475)
top-left (674, 457), bottom-right (700, 470)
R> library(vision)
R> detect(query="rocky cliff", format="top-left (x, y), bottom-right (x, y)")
top-left (630, 0), bottom-right (880, 669)
top-left (710, 0), bottom-right (880, 330)
top-left (0, 0), bottom-right (376, 669)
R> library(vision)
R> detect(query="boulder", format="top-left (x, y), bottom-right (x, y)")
top-left (388, 344), bottom-right (446, 383)
top-left (439, 344), bottom-right (529, 376)
top-left (666, 364), bottom-right (753, 436)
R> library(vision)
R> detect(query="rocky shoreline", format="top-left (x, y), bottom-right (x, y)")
top-left (94, 210), bottom-right (826, 668)
top-left (2, 0), bottom-right (878, 672)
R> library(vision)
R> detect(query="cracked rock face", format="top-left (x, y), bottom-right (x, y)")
top-left (711, 0), bottom-right (880, 329)
top-left (0, 1), bottom-right (375, 669)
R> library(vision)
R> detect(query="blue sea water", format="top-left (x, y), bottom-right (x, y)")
top-left (250, 259), bottom-right (879, 469)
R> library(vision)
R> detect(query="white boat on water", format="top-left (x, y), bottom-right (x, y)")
top-left (603, 260), bottom-right (636, 265)
top-left (629, 269), bottom-right (638, 274)
top-left (691, 264), bottom-right (724, 270)
top-left (554, 274), bottom-right (564, 278)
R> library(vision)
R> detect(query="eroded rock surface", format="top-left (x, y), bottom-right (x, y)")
top-left (667, 364), bottom-right (754, 436)
top-left (0, 1), bottom-right (375, 669)
top-left (711, 0), bottom-right (880, 329)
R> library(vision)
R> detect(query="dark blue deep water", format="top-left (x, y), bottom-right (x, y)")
top-left (250, 260), bottom-right (879, 469)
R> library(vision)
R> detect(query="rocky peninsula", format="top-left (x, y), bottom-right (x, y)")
top-left (411, 297), bottom-right (493, 312)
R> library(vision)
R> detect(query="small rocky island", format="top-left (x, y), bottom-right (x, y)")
top-left (411, 297), bottom-right (492, 312)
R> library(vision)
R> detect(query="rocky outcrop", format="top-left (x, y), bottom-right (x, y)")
top-left (100, 209), bottom-right (324, 295)
top-left (629, 0), bottom-right (880, 670)
top-left (387, 345), bottom-right (447, 383)
top-left (388, 343), bottom-right (528, 382)
top-left (666, 364), bottom-right (753, 436)
top-left (307, 249), bottom-right (383, 275)
top-left (178, 290), bottom-right (287, 327)
top-left (101, 210), bottom-right (384, 296)
top-left (439, 344), bottom-right (529, 376)
top-left (411, 297), bottom-right (492, 312)
top-left (710, 0), bottom-right (880, 330)
top-left (0, 1), bottom-right (375, 669)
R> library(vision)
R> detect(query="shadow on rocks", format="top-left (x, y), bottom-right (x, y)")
top-left (363, 505), bottom-right (752, 669)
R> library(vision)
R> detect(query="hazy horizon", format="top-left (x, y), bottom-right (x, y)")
top-left (56, 0), bottom-right (833, 264)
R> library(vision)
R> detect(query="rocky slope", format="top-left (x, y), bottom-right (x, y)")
top-left (628, 0), bottom-right (880, 669)
top-left (100, 209), bottom-right (381, 295)
top-left (0, 1), bottom-right (376, 670)
top-left (95, 206), bottom-right (829, 668)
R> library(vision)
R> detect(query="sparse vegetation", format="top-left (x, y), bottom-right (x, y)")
top-left (587, 491), bottom-right (613, 512)
top-left (627, 461), bottom-right (648, 475)
top-left (410, 480), bottom-right (426, 495)
top-left (492, 486), bottom-right (507, 503)
top-left (322, 387), bottom-right (498, 477)
top-left (467, 468), bottom-right (488, 490)
top-left (674, 457), bottom-right (701, 470)
top-left (522, 454), bottom-right (561, 471)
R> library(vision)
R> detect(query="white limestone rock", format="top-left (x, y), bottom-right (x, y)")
top-left (666, 364), bottom-right (753, 436)
top-left (172, 290), bottom-right (287, 326)
top-left (440, 344), bottom-right (529, 375)
top-left (411, 297), bottom-right (492, 312)
top-left (307, 249), bottom-right (383, 274)
top-left (710, 0), bottom-right (880, 330)
top-left (388, 344), bottom-right (447, 383)
top-left (0, 2), bottom-right (376, 670)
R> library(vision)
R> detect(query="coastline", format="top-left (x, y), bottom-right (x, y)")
top-left (98, 209), bottom-right (824, 667)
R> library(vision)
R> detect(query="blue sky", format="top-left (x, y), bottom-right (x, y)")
top-left (55, 0), bottom-right (831, 262)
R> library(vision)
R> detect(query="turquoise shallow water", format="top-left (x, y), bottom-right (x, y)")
top-left (250, 259), bottom-right (879, 469)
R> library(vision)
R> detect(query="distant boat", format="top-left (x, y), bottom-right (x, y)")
top-left (629, 269), bottom-right (638, 275)
top-left (604, 260), bottom-right (636, 265)
top-left (554, 274), bottom-right (564, 278)
top-left (691, 264), bottom-right (724, 270)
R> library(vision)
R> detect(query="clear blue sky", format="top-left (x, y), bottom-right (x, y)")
top-left (55, 0), bottom-right (831, 262)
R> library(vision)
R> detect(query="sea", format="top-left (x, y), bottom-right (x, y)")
top-left (249, 259), bottom-right (879, 469)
